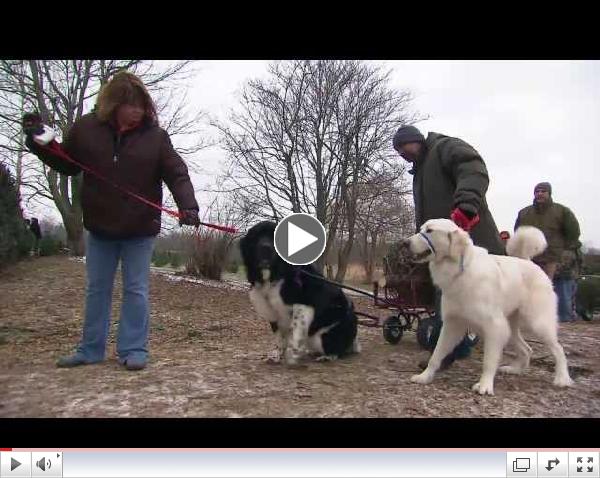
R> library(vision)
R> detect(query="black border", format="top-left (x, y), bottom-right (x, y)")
top-left (3, 10), bottom-right (600, 60)
top-left (2, 418), bottom-right (598, 448)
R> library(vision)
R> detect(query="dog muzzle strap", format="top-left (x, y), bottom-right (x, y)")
top-left (418, 231), bottom-right (436, 254)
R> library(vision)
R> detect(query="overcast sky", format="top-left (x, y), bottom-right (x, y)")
top-left (184, 59), bottom-right (600, 247)
top-left (28, 60), bottom-right (600, 247)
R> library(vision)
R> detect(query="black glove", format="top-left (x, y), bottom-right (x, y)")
top-left (179, 209), bottom-right (200, 227)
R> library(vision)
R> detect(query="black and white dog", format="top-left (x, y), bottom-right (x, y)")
top-left (240, 221), bottom-right (360, 365)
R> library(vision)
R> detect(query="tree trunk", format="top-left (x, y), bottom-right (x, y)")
top-left (365, 230), bottom-right (378, 283)
top-left (336, 235), bottom-right (354, 282)
top-left (46, 167), bottom-right (85, 256)
top-left (15, 149), bottom-right (23, 198)
top-left (15, 72), bottom-right (25, 195)
top-left (359, 230), bottom-right (371, 283)
top-left (335, 196), bottom-right (357, 282)
top-left (64, 216), bottom-right (85, 256)
top-left (314, 196), bottom-right (327, 273)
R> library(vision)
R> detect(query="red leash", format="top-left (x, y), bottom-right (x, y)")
top-left (40, 141), bottom-right (238, 234)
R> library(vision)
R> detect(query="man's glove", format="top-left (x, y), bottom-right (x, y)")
top-left (179, 208), bottom-right (200, 227)
top-left (450, 207), bottom-right (480, 232)
top-left (22, 112), bottom-right (56, 146)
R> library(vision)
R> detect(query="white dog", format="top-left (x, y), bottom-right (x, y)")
top-left (405, 219), bottom-right (573, 395)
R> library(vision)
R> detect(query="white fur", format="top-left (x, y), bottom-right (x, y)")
top-left (506, 226), bottom-right (547, 259)
top-left (249, 279), bottom-right (291, 363)
top-left (249, 278), bottom-right (323, 365)
top-left (287, 304), bottom-right (315, 364)
top-left (406, 219), bottom-right (573, 395)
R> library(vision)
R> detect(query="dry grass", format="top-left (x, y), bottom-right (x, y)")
top-left (330, 262), bottom-right (384, 286)
top-left (183, 230), bottom-right (235, 280)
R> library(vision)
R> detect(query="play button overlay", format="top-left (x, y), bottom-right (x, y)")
top-left (288, 222), bottom-right (318, 256)
top-left (274, 213), bottom-right (326, 265)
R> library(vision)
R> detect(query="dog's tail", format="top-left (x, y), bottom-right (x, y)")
top-left (506, 226), bottom-right (547, 260)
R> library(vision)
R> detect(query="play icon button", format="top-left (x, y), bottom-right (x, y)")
top-left (288, 222), bottom-right (318, 256)
top-left (1, 452), bottom-right (31, 476)
top-left (274, 213), bottom-right (326, 265)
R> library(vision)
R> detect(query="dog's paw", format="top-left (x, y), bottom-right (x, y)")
top-left (499, 365), bottom-right (523, 375)
top-left (264, 349), bottom-right (282, 364)
top-left (411, 372), bottom-right (434, 385)
top-left (553, 375), bottom-right (574, 387)
top-left (284, 350), bottom-right (306, 367)
top-left (285, 360), bottom-right (308, 369)
top-left (265, 356), bottom-right (282, 365)
top-left (472, 381), bottom-right (495, 395)
top-left (284, 357), bottom-right (299, 366)
top-left (314, 354), bottom-right (338, 363)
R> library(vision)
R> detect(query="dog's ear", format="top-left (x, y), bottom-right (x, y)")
top-left (239, 223), bottom-right (264, 256)
top-left (448, 228), bottom-right (470, 259)
top-left (239, 221), bottom-right (277, 265)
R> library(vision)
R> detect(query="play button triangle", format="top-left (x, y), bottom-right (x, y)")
top-left (288, 221), bottom-right (318, 256)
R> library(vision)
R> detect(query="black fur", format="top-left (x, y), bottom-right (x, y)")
top-left (240, 221), bottom-right (358, 358)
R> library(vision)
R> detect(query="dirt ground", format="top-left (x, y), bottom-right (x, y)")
top-left (1, 256), bottom-right (599, 418)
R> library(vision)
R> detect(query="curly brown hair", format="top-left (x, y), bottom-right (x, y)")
top-left (96, 71), bottom-right (158, 125)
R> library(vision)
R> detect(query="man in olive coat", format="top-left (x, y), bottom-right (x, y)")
top-left (393, 125), bottom-right (505, 370)
top-left (515, 182), bottom-right (581, 322)
top-left (514, 182), bottom-right (580, 280)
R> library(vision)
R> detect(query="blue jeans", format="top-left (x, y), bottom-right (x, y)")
top-left (554, 277), bottom-right (576, 323)
top-left (76, 232), bottom-right (155, 363)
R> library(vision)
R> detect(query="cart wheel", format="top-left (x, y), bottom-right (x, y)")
top-left (416, 316), bottom-right (439, 350)
top-left (383, 316), bottom-right (403, 344)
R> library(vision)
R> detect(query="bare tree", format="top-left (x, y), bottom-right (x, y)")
top-left (215, 61), bottom-right (353, 272)
top-left (215, 60), bottom-right (422, 275)
top-left (295, 61), bottom-right (356, 271)
top-left (214, 61), bottom-right (311, 221)
top-left (0, 60), bottom-right (206, 256)
top-left (327, 62), bottom-right (423, 280)
top-left (354, 162), bottom-right (414, 282)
